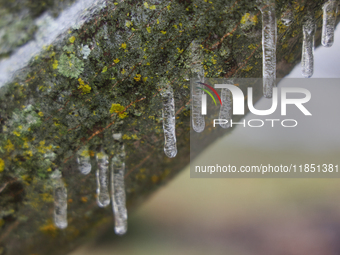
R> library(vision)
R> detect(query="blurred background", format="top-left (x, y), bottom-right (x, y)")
top-left (70, 19), bottom-right (340, 255)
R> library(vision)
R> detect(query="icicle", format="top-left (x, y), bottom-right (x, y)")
top-left (192, 84), bottom-right (205, 133)
top-left (76, 147), bottom-right (91, 175)
top-left (96, 149), bottom-right (110, 207)
top-left (161, 86), bottom-right (177, 158)
top-left (322, 0), bottom-right (338, 47)
top-left (301, 15), bottom-right (315, 78)
top-left (111, 133), bottom-right (128, 235)
top-left (190, 41), bottom-right (205, 132)
top-left (219, 82), bottom-right (233, 129)
top-left (260, 2), bottom-right (277, 98)
top-left (51, 170), bottom-right (67, 229)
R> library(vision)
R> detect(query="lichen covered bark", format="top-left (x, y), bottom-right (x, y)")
top-left (0, 0), bottom-right (336, 254)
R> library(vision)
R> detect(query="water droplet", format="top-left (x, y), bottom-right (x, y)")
top-left (302, 15), bottom-right (315, 78)
top-left (219, 82), bottom-right (233, 129)
top-left (161, 86), bottom-right (177, 158)
top-left (96, 150), bottom-right (110, 207)
top-left (51, 170), bottom-right (67, 229)
top-left (260, 2), bottom-right (277, 98)
top-left (322, 0), bottom-right (338, 47)
top-left (111, 135), bottom-right (127, 235)
top-left (76, 147), bottom-right (91, 175)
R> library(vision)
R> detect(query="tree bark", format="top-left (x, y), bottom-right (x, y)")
top-left (0, 0), bottom-right (335, 254)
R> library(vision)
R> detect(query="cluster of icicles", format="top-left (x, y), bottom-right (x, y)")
top-left (51, 134), bottom-right (128, 235)
top-left (50, 0), bottom-right (338, 233)
top-left (302, 0), bottom-right (338, 78)
top-left (51, 89), bottom-right (177, 234)
top-left (193, 0), bottom-right (339, 133)
top-left (261, 0), bottom-right (338, 95)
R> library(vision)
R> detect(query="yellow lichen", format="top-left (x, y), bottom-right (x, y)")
top-left (109, 103), bottom-right (128, 118)
top-left (80, 149), bottom-right (90, 157)
top-left (241, 13), bottom-right (258, 26)
top-left (23, 141), bottom-right (29, 148)
top-left (5, 140), bottom-right (14, 152)
top-left (122, 134), bottom-right (131, 140)
top-left (96, 152), bottom-right (106, 159)
top-left (110, 103), bottom-right (125, 114)
top-left (40, 193), bottom-right (53, 202)
top-left (292, 30), bottom-right (298, 38)
top-left (134, 74), bottom-right (141, 81)
top-left (52, 60), bottom-right (58, 69)
top-left (131, 134), bottom-right (139, 140)
top-left (0, 158), bottom-right (4, 172)
top-left (243, 65), bottom-right (253, 72)
top-left (25, 150), bottom-right (33, 157)
top-left (13, 131), bottom-right (20, 137)
top-left (78, 78), bottom-right (84, 85)
top-left (118, 112), bottom-right (128, 119)
top-left (248, 44), bottom-right (257, 50)
top-left (69, 36), bottom-right (76, 43)
top-left (78, 78), bottom-right (91, 94)
top-left (125, 21), bottom-right (132, 28)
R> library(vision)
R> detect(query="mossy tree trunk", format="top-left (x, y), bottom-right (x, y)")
top-left (0, 0), bottom-right (335, 254)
